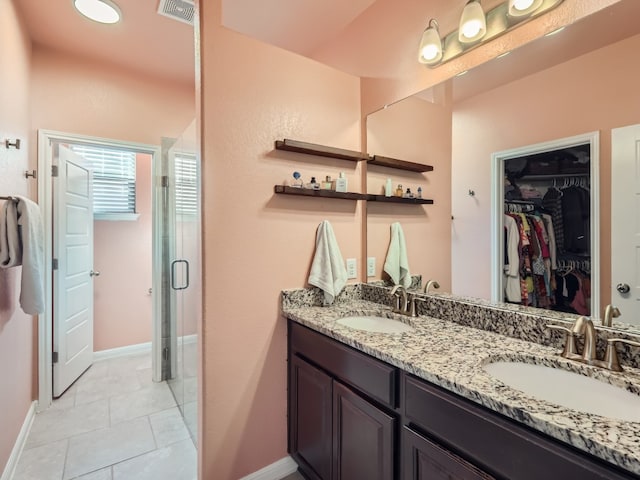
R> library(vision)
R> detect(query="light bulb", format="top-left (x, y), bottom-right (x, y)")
top-left (458, 1), bottom-right (486, 44)
top-left (74, 0), bottom-right (121, 24)
top-left (508, 0), bottom-right (543, 17)
top-left (418, 20), bottom-right (442, 65)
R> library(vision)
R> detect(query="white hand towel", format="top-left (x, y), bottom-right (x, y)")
top-left (15, 196), bottom-right (45, 315)
top-left (308, 220), bottom-right (348, 306)
top-left (383, 222), bottom-right (412, 288)
top-left (0, 199), bottom-right (22, 268)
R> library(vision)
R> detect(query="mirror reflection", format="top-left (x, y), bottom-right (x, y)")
top-left (366, 0), bottom-right (640, 331)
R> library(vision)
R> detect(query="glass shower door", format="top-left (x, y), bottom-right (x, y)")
top-left (161, 120), bottom-right (200, 444)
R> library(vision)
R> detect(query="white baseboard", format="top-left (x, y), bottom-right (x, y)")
top-left (240, 456), bottom-right (298, 480)
top-left (1, 401), bottom-right (36, 480)
top-left (94, 341), bottom-right (152, 361)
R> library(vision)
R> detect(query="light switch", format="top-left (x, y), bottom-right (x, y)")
top-left (346, 258), bottom-right (357, 279)
top-left (367, 257), bottom-right (376, 277)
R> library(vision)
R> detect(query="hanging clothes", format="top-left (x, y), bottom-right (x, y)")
top-left (504, 214), bottom-right (521, 303)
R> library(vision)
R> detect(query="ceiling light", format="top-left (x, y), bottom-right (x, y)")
top-left (459, 0), bottom-right (487, 44)
top-left (417, 0), bottom-right (565, 68)
top-left (508, 0), bottom-right (543, 17)
top-left (74, 0), bottom-right (121, 24)
top-left (418, 19), bottom-right (443, 65)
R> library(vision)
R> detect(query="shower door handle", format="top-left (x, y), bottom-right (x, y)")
top-left (171, 259), bottom-right (190, 291)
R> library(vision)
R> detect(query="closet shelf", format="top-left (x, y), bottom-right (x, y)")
top-left (368, 155), bottom-right (433, 173)
top-left (275, 139), bottom-right (369, 162)
top-left (274, 185), bottom-right (368, 200)
top-left (519, 173), bottom-right (589, 180)
top-left (274, 186), bottom-right (434, 204)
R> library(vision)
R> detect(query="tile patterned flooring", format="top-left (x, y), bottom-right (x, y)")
top-left (12, 353), bottom-right (196, 480)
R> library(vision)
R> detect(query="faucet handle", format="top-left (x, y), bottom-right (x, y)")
top-left (546, 324), bottom-right (580, 359)
top-left (602, 338), bottom-right (640, 372)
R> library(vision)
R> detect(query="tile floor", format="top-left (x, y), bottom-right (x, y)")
top-left (12, 353), bottom-right (196, 480)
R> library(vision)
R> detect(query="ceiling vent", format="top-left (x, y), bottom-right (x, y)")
top-left (157, 0), bottom-right (194, 25)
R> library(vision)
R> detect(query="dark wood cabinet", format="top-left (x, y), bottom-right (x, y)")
top-left (288, 320), bottom-right (640, 480)
top-left (333, 381), bottom-right (396, 480)
top-left (289, 355), bottom-right (332, 480)
top-left (289, 322), bottom-right (399, 480)
top-left (403, 427), bottom-right (494, 480)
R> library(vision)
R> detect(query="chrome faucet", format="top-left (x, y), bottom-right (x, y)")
top-left (424, 280), bottom-right (440, 294)
top-left (548, 316), bottom-right (640, 372)
top-left (390, 285), bottom-right (408, 314)
top-left (602, 304), bottom-right (621, 327)
top-left (390, 285), bottom-right (422, 316)
top-left (571, 316), bottom-right (597, 363)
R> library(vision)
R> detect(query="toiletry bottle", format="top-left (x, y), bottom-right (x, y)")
top-left (323, 175), bottom-right (333, 190)
top-left (306, 176), bottom-right (320, 189)
top-left (385, 178), bottom-right (392, 197)
top-left (335, 172), bottom-right (348, 193)
top-left (417, 187), bottom-right (423, 199)
top-left (292, 171), bottom-right (303, 188)
top-left (395, 184), bottom-right (403, 197)
top-left (404, 187), bottom-right (413, 198)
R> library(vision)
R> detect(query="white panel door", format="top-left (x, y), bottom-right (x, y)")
top-left (53, 145), bottom-right (95, 397)
top-left (611, 124), bottom-right (640, 327)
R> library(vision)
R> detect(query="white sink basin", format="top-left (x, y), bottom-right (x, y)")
top-left (336, 316), bottom-right (414, 334)
top-left (484, 361), bottom-right (640, 422)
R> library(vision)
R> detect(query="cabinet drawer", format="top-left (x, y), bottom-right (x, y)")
top-left (403, 427), bottom-right (494, 480)
top-left (289, 321), bottom-right (398, 408)
top-left (404, 375), bottom-right (637, 480)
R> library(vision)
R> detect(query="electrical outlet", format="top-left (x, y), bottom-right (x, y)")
top-left (367, 257), bottom-right (376, 277)
top-left (346, 258), bottom-right (357, 279)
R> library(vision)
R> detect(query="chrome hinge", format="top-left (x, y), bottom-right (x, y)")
top-left (51, 165), bottom-right (59, 177)
top-left (161, 176), bottom-right (169, 188)
top-left (162, 347), bottom-right (169, 361)
top-left (52, 258), bottom-right (58, 270)
top-left (52, 352), bottom-right (59, 364)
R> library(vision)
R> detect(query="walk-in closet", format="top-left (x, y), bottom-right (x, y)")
top-left (503, 143), bottom-right (592, 315)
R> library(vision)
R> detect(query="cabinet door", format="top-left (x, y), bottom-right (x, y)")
top-left (290, 355), bottom-right (332, 480)
top-left (333, 381), bottom-right (396, 480)
top-left (403, 427), bottom-right (494, 480)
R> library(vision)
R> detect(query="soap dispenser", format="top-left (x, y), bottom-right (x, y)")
top-left (335, 172), bottom-right (348, 193)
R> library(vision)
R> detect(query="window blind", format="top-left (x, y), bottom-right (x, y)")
top-left (70, 145), bottom-right (136, 215)
top-left (174, 154), bottom-right (198, 216)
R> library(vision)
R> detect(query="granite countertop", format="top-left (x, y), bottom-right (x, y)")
top-left (282, 298), bottom-right (640, 476)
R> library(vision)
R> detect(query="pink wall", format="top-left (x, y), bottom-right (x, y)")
top-left (451, 33), bottom-right (640, 304)
top-left (92, 153), bottom-right (153, 351)
top-left (198, 2), bottom-right (362, 477)
top-left (0, 0), bottom-right (35, 474)
top-left (30, 46), bottom-right (195, 147)
top-left (366, 93), bottom-right (452, 290)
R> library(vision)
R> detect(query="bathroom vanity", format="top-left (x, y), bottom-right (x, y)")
top-left (283, 285), bottom-right (640, 480)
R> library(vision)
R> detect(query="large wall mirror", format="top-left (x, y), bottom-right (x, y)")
top-left (366, 0), bottom-right (640, 330)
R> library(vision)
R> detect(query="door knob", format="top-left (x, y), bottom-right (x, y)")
top-left (90, 270), bottom-right (101, 277)
top-left (616, 283), bottom-right (630, 294)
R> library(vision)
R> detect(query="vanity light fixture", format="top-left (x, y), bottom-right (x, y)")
top-left (508, 0), bottom-right (544, 17)
top-left (418, 19), bottom-right (443, 65)
top-left (74, 0), bottom-right (121, 24)
top-left (458, 0), bottom-right (486, 44)
top-left (418, 0), bottom-right (564, 68)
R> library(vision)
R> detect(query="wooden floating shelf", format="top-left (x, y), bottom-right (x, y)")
top-left (274, 185), bottom-right (367, 200)
top-left (368, 155), bottom-right (434, 173)
top-left (274, 186), bottom-right (434, 204)
top-left (275, 139), bottom-right (369, 162)
top-left (367, 194), bottom-right (434, 205)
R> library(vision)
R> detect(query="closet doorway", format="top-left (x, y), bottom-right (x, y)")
top-left (491, 132), bottom-right (600, 317)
